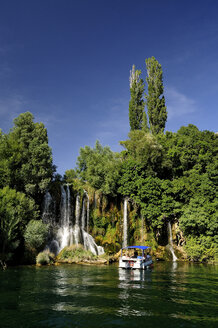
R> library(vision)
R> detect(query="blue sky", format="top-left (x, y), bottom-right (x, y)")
top-left (0, 0), bottom-right (218, 175)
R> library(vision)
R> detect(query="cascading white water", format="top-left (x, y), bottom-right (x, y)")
top-left (46, 187), bottom-right (104, 255)
top-left (86, 192), bottom-right (90, 233)
top-left (42, 191), bottom-right (53, 223)
top-left (123, 198), bottom-right (128, 248)
top-left (66, 184), bottom-right (71, 223)
top-left (58, 185), bottom-right (72, 250)
top-left (81, 196), bottom-right (86, 230)
top-left (168, 221), bottom-right (178, 262)
top-left (82, 230), bottom-right (104, 255)
top-left (73, 191), bottom-right (104, 254)
top-left (60, 185), bottom-right (68, 226)
top-left (75, 193), bottom-right (80, 226)
top-left (73, 193), bottom-right (81, 245)
top-left (74, 191), bottom-right (103, 255)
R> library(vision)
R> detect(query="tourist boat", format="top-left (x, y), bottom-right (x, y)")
top-left (119, 245), bottom-right (153, 270)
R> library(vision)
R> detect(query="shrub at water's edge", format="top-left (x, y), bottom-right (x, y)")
top-left (36, 250), bottom-right (55, 265)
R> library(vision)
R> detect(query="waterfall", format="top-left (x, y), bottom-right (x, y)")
top-left (66, 184), bottom-right (71, 223)
top-left (46, 187), bottom-right (104, 256)
top-left (60, 185), bottom-right (69, 226)
top-left (86, 193), bottom-right (90, 233)
top-left (82, 230), bottom-right (104, 256)
top-left (123, 198), bottom-right (128, 248)
top-left (42, 191), bottom-right (53, 223)
top-left (81, 191), bottom-right (89, 232)
top-left (75, 193), bottom-right (80, 226)
top-left (81, 196), bottom-right (86, 230)
top-left (58, 185), bottom-right (72, 250)
top-left (168, 222), bottom-right (178, 262)
top-left (72, 193), bottom-right (80, 245)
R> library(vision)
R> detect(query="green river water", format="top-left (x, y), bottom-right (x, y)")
top-left (0, 262), bottom-right (217, 328)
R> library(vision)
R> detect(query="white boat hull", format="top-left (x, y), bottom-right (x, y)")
top-left (119, 256), bottom-right (153, 270)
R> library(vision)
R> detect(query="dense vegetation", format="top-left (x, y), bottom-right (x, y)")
top-left (0, 112), bottom-right (54, 265)
top-left (0, 57), bottom-right (217, 266)
top-left (74, 57), bottom-right (218, 262)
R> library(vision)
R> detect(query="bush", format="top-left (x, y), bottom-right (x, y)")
top-left (57, 244), bottom-right (97, 262)
top-left (36, 250), bottom-right (55, 265)
top-left (24, 220), bottom-right (48, 251)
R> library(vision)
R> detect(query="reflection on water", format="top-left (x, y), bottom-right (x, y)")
top-left (118, 268), bottom-right (153, 317)
top-left (52, 265), bottom-right (96, 313)
top-left (0, 263), bottom-right (217, 328)
top-left (118, 268), bottom-right (152, 283)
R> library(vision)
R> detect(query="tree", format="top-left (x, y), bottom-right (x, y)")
top-left (2, 112), bottom-right (55, 204)
top-left (145, 56), bottom-right (167, 135)
top-left (158, 125), bottom-right (218, 178)
top-left (129, 65), bottom-right (147, 131)
top-left (76, 141), bottom-right (121, 196)
top-left (120, 130), bottom-right (163, 174)
top-left (180, 196), bottom-right (218, 261)
top-left (0, 186), bottom-right (38, 262)
top-left (64, 169), bottom-right (78, 183)
top-left (142, 111), bottom-right (149, 132)
top-left (0, 130), bottom-right (21, 189)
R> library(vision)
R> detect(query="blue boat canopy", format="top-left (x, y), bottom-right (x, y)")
top-left (122, 246), bottom-right (150, 250)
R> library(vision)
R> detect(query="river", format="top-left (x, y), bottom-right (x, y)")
top-left (0, 262), bottom-right (217, 327)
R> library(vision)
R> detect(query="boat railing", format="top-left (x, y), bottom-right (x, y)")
top-left (121, 255), bottom-right (146, 262)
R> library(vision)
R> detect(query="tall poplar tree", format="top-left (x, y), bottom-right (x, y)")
top-left (145, 57), bottom-right (167, 135)
top-left (128, 65), bottom-right (146, 130)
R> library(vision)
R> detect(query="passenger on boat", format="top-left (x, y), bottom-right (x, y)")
top-left (132, 251), bottom-right (138, 258)
top-left (146, 252), bottom-right (151, 260)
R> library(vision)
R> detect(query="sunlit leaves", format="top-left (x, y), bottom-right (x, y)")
top-left (76, 141), bottom-right (121, 196)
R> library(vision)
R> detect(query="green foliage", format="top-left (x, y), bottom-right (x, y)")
top-left (119, 131), bottom-right (173, 231)
top-left (0, 112), bottom-right (54, 263)
top-left (184, 236), bottom-right (218, 262)
top-left (76, 141), bottom-right (121, 196)
top-left (0, 186), bottom-right (38, 262)
top-left (64, 169), bottom-right (78, 183)
top-left (92, 209), bottom-right (108, 229)
top-left (102, 224), bottom-right (120, 253)
top-left (57, 244), bottom-right (97, 262)
top-left (0, 112), bottom-right (55, 203)
top-left (119, 168), bottom-right (173, 230)
top-left (142, 111), bottom-right (149, 132)
top-left (120, 130), bottom-right (163, 172)
top-left (129, 65), bottom-right (146, 131)
top-left (36, 249), bottom-right (55, 265)
top-left (145, 56), bottom-right (167, 135)
top-left (118, 127), bottom-right (217, 244)
top-left (180, 197), bottom-right (218, 237)
top-left (159, 125), bottom-right (218, 178)
top-left (24, 220), bottom-right (49, 251)
top-left (63, 169), bottom-right (84, 193)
